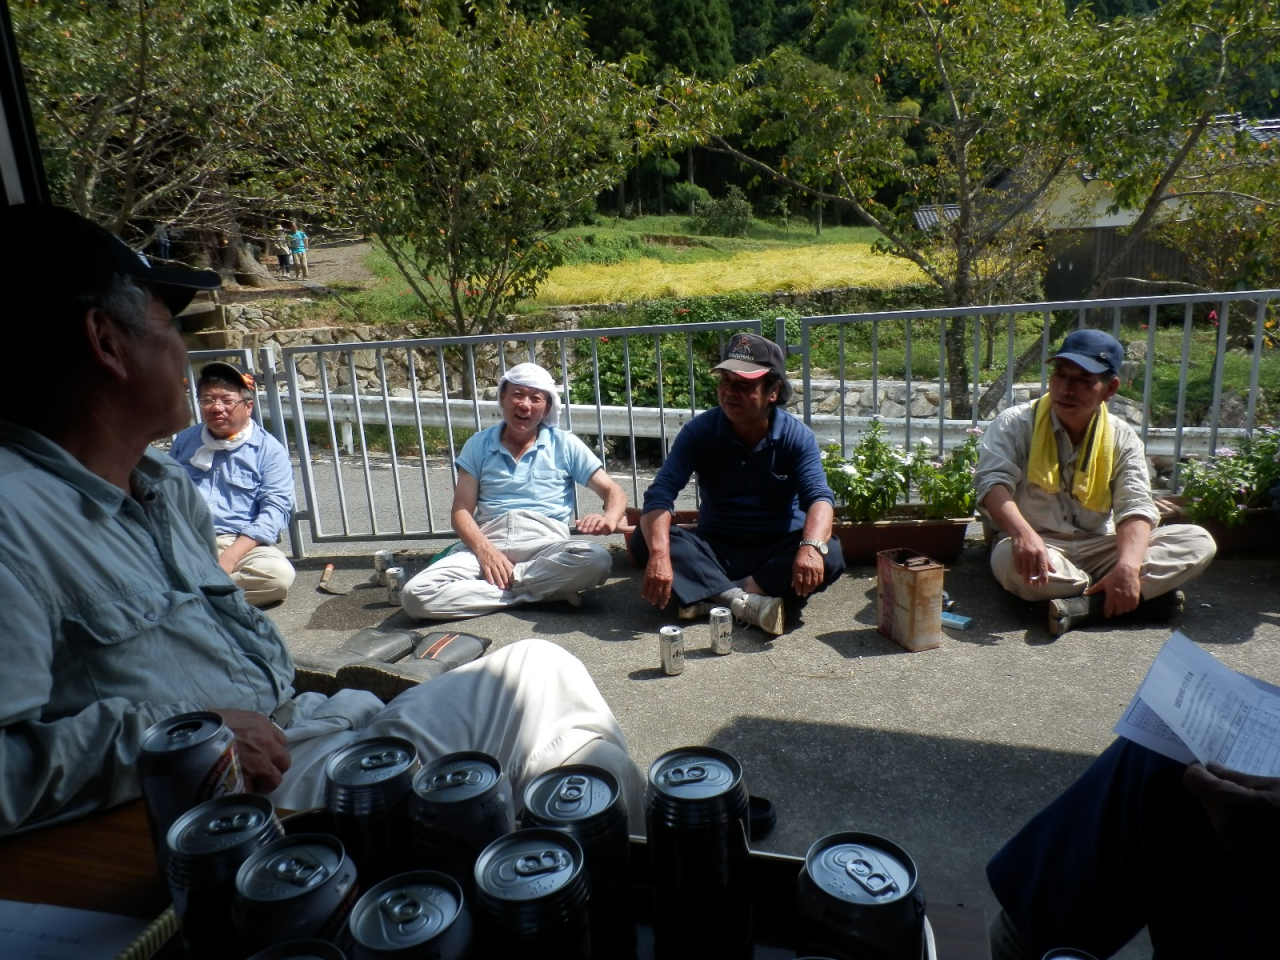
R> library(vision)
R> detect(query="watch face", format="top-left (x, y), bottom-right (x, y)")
top-left (804, 539), bottom-right (827, 555)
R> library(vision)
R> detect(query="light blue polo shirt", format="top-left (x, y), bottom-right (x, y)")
top-left (457, 424), bottom-right (604, 524)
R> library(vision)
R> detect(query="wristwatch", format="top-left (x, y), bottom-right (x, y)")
top-left (799, 538), bottom-right (828, 556)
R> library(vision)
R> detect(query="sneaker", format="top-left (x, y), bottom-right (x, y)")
top-left (731, 594), bottom-right (785, 636)
top-left (678, 601), bottom-right (714, 620)
top-left (1046, 594), bottom-right (1105, 637)
top-left (1138, 589), bottom-right (1185, 622)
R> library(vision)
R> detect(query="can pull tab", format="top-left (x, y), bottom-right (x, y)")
top-left (380, 890), bottom-right (425, 927)
top-left (514, 850), bottom-right (569, 877)
top-left (844, 851), bottom-right (898, 898)
top-left (430, 767), bottom-right (484, 792)
top-left (206, 811), bottom-right (262, 835)
top-left (267, 853), bottom-right (329, 888)
top-left (667, 764), bottom-right (707, 785)
top-left (360, 749), bottom-right (408, 771)
top-left (556, 774), bottom-right (589, 804)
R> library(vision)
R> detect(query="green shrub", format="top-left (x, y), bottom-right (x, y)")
top-left (691, 186), bottom-right (753, 238)
top-left (666, 182), bottom-right (712, 213)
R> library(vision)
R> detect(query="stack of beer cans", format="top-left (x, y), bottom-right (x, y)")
top-left (140, 713), bottom-right (931, 959)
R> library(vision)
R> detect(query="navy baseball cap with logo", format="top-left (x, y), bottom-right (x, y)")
top-left (1050, 329), bottom-right (1123, 377)
top-left (2, 203), bottom-right (220, 317)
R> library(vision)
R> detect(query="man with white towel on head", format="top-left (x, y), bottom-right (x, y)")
top-left (401, 362), bottom-right (627, 620)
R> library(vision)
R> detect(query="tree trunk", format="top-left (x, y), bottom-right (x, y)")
top-left (687, 146), bottom-right (696, 217)
top-left (815, 201), bottom-right (823, 237)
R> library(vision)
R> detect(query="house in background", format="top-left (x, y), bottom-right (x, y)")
top-left (912, 117), bottom-right (1279, 302)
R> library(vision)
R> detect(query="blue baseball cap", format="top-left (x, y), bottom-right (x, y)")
top-left (1050, 329), bottom-right (1123, 377)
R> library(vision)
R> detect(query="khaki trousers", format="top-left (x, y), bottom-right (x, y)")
top-left (216, 533), bottom-right (296, 607)
top-left (989, 523), bottom-right (1216, 602)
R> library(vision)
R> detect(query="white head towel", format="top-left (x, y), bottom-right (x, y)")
top-left (498, 362), bottom-right (562, 428)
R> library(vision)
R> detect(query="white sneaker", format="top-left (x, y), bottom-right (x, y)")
top-left (730, 594), bottom-right (785, 636)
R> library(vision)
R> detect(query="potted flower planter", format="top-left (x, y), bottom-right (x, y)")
top-left (1158, 496), bottom-right (1280, 558)
top-left (833, 505), bottom-right (973, 566)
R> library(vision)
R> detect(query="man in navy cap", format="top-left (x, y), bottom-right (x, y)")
top-left (974, 328), bottom-right (1216, 636)
top-left (630, 333), bottom-right (845, 636)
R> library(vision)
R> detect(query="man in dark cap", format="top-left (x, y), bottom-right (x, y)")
top-left (630, 333), bottom-right (845, 636)
top-left (170, 360), bottom-right (296, 606)
top-left (0, 205), bottom-right (644, 836)
top-left (974, 328), bottom-right (1216, 636)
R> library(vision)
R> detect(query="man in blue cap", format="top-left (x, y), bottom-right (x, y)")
top-left (974, 329), bottom-right (1216, 636)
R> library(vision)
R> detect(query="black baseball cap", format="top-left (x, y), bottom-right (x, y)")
top-left (199, 361), bottom-right (256, 391)
top-left (1050, 329), bottom-right (1124, 377)
top-left (715, 334), bottom-right (786, 379)
top-left (714, 333), bottom-right (793, 404)
top-left (1, 203), bottom-right (220, 316)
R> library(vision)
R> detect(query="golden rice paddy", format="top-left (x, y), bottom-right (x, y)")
top-left (530, 243), bottom-right (927, 305)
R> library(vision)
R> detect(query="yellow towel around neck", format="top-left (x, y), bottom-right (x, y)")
top-left (1026, 393), bottom-right (1114, 513)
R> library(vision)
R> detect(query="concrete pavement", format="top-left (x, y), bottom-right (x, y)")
top-left (263, 528), bottom-right (1280, 959)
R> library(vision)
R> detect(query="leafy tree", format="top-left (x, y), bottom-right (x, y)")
top-left (661, 0), bottom-right (1280, 416)
top-left (12, 0), bottom-right (313, 269)
top-left (289, 4), bottom-right (669, 337)
top-left (650, 0), bottom-right (735, 79)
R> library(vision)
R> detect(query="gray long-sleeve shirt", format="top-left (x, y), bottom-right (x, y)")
top-left (974, 399), bottom-right (1161, 540)
top-left (0, 420), bottom-right (295, 835)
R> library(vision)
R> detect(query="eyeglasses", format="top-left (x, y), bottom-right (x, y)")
top-left (198, 396), bottom-right (247, 411)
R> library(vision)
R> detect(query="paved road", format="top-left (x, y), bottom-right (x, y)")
top-left (262, 502), bottom-right (1280, 958)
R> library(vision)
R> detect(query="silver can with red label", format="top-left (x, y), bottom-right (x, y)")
top-left (385, 568), bottom-right (407, 606)
top-left (140, 711), bottom-right (245, 872)
top-left (709, 607), bottom-right (734, 655)
top-left (233, 833), bottom-right (360, 956)
top-left (659, 625), bottom-right (685, 675)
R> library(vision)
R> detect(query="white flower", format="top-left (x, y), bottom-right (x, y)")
top-left (919, 436), bottom-right (934, 447)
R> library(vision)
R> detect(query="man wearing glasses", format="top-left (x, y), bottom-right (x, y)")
top-left (401, 362), bottom-right (627, 620)
top-left (631, 334), bottom-right (845, 636)
top-left (170, 361), bottom-right (297, 606)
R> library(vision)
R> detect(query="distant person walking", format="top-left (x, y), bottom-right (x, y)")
top-left (270, 224), bottom-right (292, 279)
top-left (289, 221), bottom-right (309, 278)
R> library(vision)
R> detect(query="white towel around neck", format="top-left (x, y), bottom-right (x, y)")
top-left (189, 419), bottom-right (255, 471)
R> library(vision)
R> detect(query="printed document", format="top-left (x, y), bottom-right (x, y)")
top-left (1115, 630), bottom-right (1280, 774)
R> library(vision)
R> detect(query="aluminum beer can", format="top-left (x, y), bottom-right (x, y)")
top-left (234, 833), bottom-right (361, 955)
top-left (473, 828), bottom-right (591, 960)
top-left (645, 746), bottom-right (752, 960)
top-left (408, 751), bottom-right (515, 893)
top-left (140, 711), bottom-right (245, 872)
top-left (348, 870), bottom-right (472, 960)
top-left (795, 831), bottom-right (927, 960)
top-left (659, 625), bottom-right (685, 675)
top-left (522, 764), bottom-right (635, 959)
top-left (324, 737), bottom-right (420, 887)
top-left (166, 794), bottom-right (285, 960)
top-left (385, 567), bottom-right (407, 606)
top-left (709, 606), bottom-right (733, 655)
top-left (372, 550), bottom-right (394, 586)
top-left (246, 942), bottom-right (348, 960)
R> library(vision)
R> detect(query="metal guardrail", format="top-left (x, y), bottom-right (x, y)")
top-left (180, 290), bottom-right (1278, 558)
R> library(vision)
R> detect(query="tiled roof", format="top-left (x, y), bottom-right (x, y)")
top-left (913, 204), bottom-right (960, 231)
